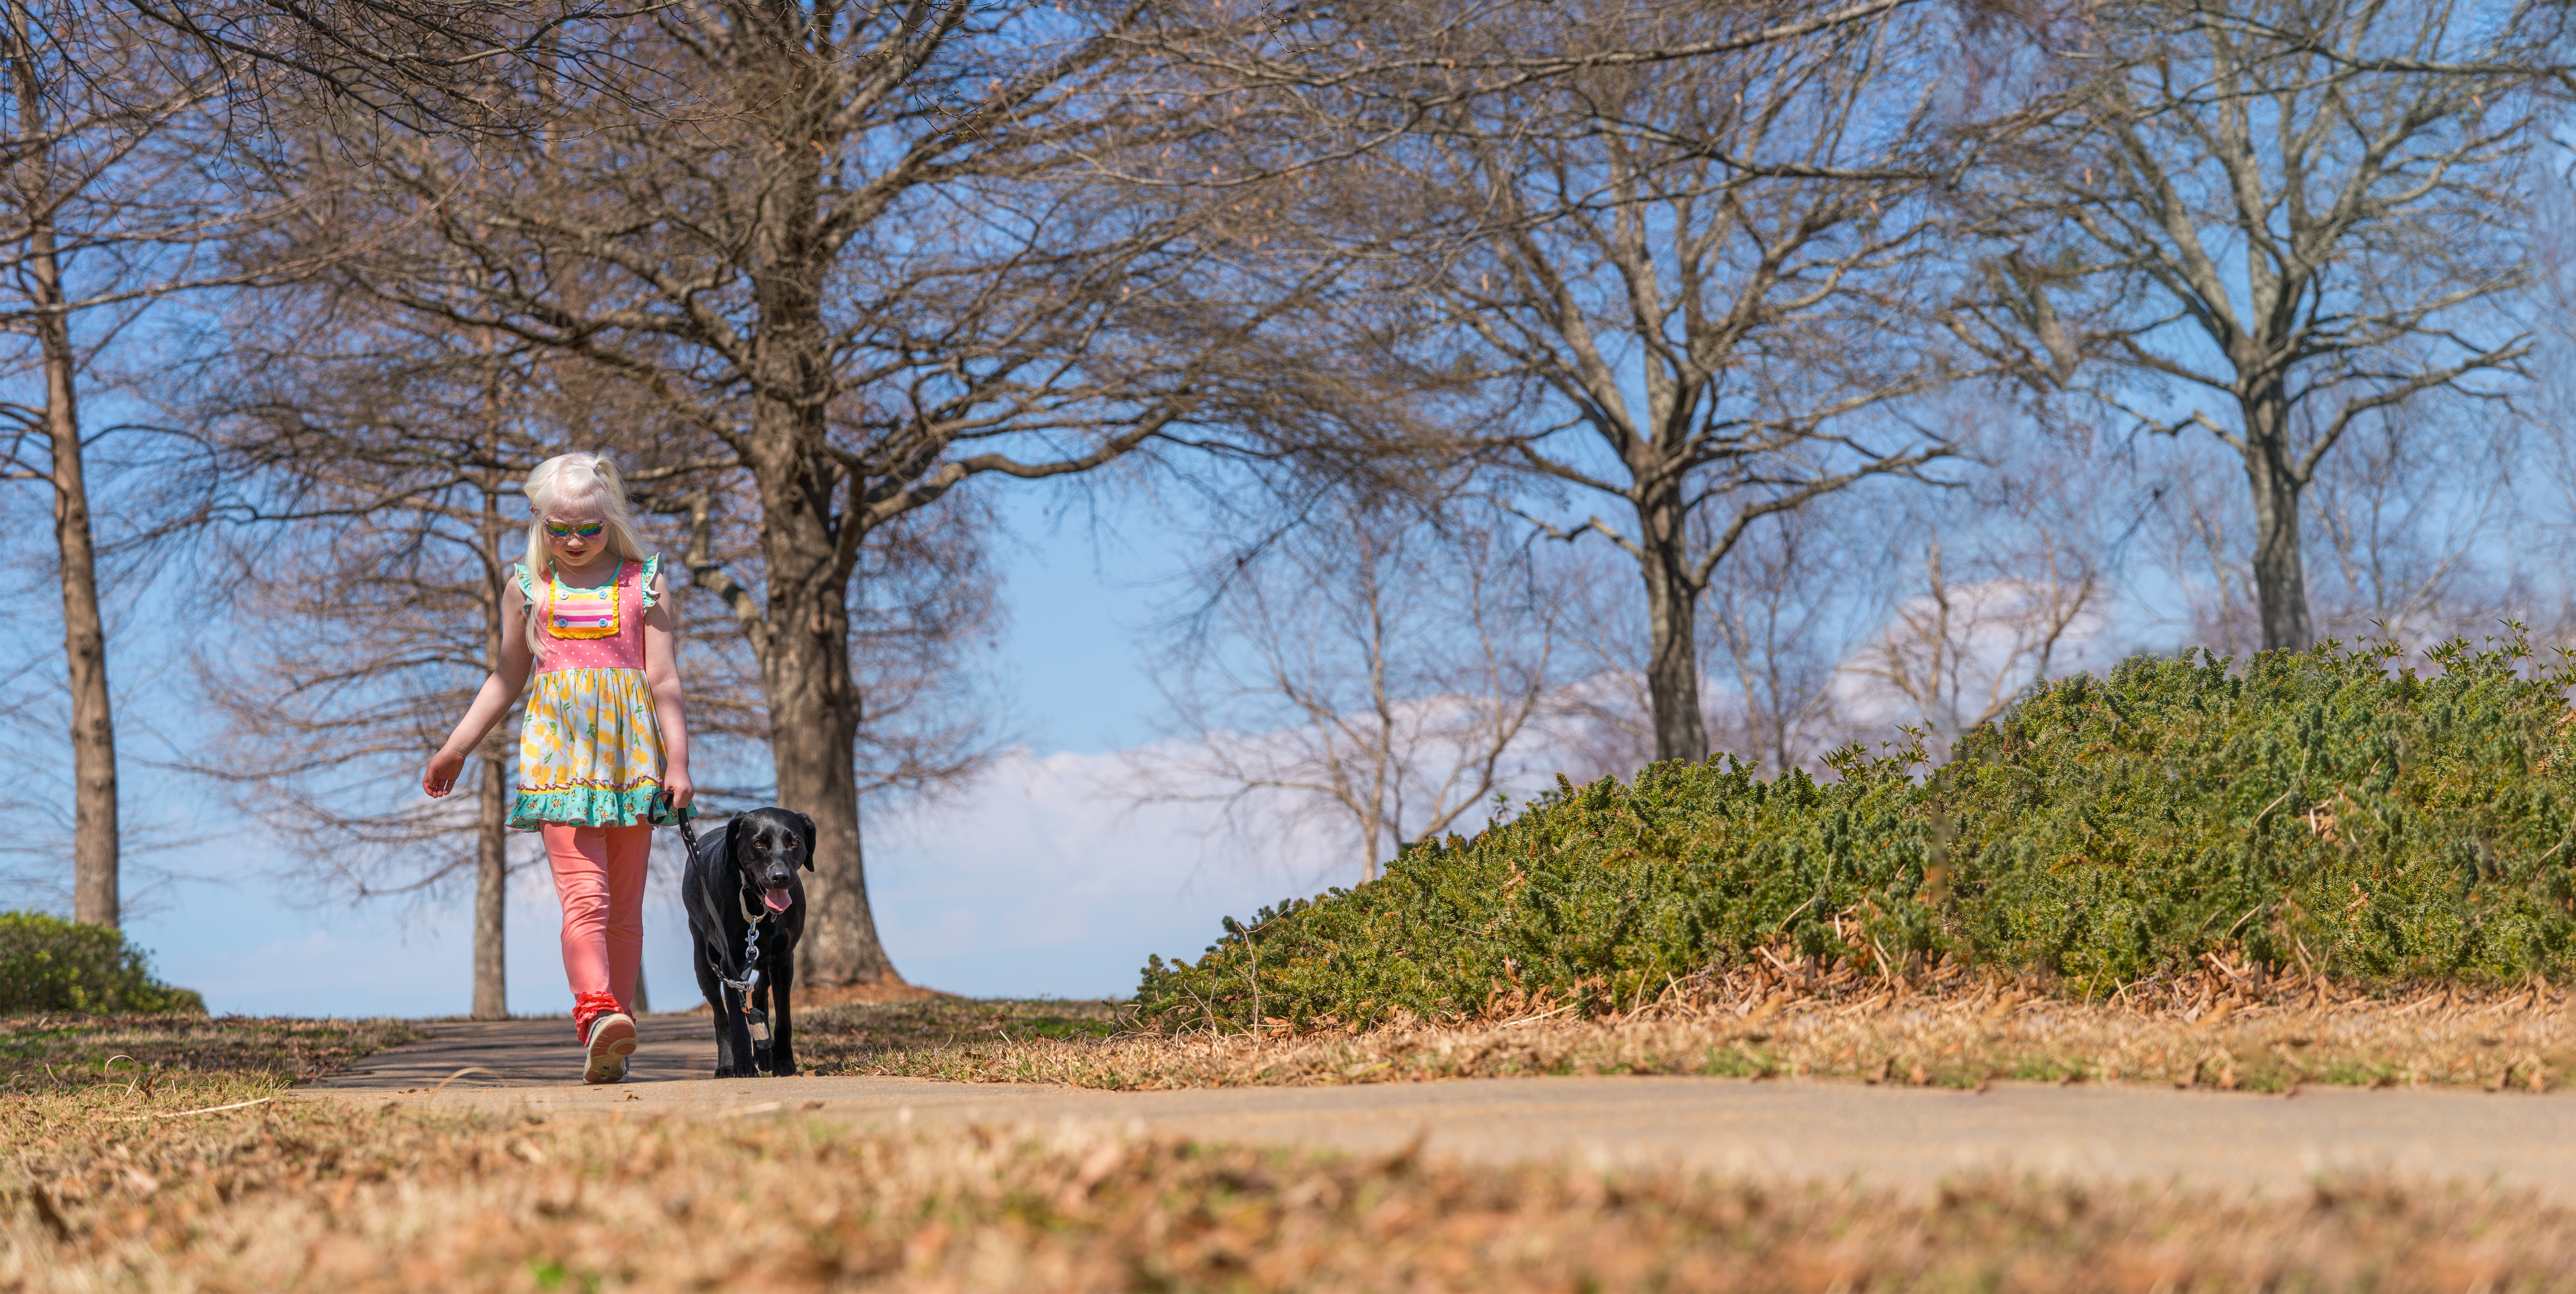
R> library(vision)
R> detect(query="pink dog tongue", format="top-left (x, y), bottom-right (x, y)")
top-left (762, 887), bottom-right (792, 913)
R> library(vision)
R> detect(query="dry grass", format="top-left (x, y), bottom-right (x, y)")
top-left (10, 1076), bottom-right (2576, 1292)
top-left (808, 981), bottom-right (2576, 1094)
top-left (791, 997), bottom-right (1126, 1069)
top-left (0, 1014), bottom-right (428, 1092)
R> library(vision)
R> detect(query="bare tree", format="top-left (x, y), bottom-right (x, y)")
top-left (1320, 1), bottom-right (1969, 764)
top-left (1849, 532), bottom-right (2103, 758)
top-left (667, 471), bottom-right (1009, 811)
top-left (1701, 503), bottom-right (1891, 774)
top-left (1979, 0), bottom-right (2564, 652)
top-left (1834, 415), bottom-right (2118, 758)
top-left (2305, 404), bottom-right (2523, 642)
top-left (2140, 397), bottom-right (2524, 657)
top-left (2519, 165), bottom-right (2576, 642)
top-left (133, 0), bottom-right (676, 135)
top-left (199, 271), bottom-right (1010, 1011)
top-left (195, 302), bottom-right (557, 1018)
top-left (1146, 502), bottom-right (1560, 883)
top-left (267, 2), bottom-right (1353, 986)
top-left (0, 0), bottom-right (293, 926)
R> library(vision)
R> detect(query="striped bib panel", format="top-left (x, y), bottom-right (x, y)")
top-left (548, 575), bottom-right (621, 638)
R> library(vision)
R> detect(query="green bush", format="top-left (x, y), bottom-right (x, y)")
top-left (1136, 638), bottom-right (2576, 1031)
top-left (0, 911), bottom-right (206, 1015)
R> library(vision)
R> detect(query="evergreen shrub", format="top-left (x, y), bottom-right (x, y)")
top-left (0, 911), bottom-right (206, 1014)
top-left (1135, 639), bottom-right (2576, 1031)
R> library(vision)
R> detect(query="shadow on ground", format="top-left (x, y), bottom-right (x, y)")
top-left (303, 1014), bottom-right (714, 1089)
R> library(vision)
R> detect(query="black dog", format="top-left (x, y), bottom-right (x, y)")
top-left (682, 807), bottom-right (811, 1078)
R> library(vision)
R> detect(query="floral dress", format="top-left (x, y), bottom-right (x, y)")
top-left (509, 556), bottom-right (670, 830)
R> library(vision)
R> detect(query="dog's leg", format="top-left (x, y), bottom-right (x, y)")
top-left (769, 944), bottom-right (798, 1077)
top-left (749, 971), bottom-right (773, 1074)
top-left (693, 942), bottom-right (743, 1079)
top-left (718, 982), bottom-right (756, 1078)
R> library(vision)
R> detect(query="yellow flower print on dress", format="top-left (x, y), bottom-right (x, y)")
top-left (506, 557), bottom-right (673, 830)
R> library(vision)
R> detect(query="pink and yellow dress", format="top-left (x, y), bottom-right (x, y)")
top-left (509, 556), bottom-right (669, 829)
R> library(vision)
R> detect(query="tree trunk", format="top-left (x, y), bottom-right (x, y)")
top-left (2240, 386), bottom-right (2313, 653)
top-left (33, 225), bottom-right (117, 927)
top-left (473, 742), bottom-right (509, 1018)
top-left (11, 3), bottom-right (116, 927)
top-left (758, 468), bottom-right (898, 986)
top-left (1637, 481), bottom-right (1708, 764)
top-left (471, 386), bottom-right (511, 1018)
top-left (721, 86), bottom-right (906, 988)
top-left (744, 249), bottom-right (902, 987)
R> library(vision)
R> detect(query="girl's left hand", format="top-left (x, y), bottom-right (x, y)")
top-left (662, 765), bottom-right (694, 809)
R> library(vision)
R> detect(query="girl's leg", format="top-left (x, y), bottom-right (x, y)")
top-left (602, 824), bottom-right (652, 1016)
top-left (543, 823), bottom-right (620, 1040)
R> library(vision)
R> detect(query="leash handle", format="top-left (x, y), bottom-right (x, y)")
top-left (656, 786), bottom-right (699, 852)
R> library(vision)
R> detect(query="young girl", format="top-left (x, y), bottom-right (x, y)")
top-left (421, 452), bottom-right (694, 1084)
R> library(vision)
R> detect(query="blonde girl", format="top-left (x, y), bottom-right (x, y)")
top-left (422, 452), bottom-right (694, 1083)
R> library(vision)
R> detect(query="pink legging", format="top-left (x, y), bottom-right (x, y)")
top-left (543, 823), bottom-right (651, 1040)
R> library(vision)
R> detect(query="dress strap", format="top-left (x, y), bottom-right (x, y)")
top-left (638, 554), bottom-right (663, 609)
top-left (511, 561), bottom-right (537, 606)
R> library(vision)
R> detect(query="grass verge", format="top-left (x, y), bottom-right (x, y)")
top-left (10, 1079), bottom-right (2576, 1292)
top-left (790, 997), bottom-right (1125, 1073)
top-left (808, 984), bottom-right (2576, 1094)
top-left (0, 1014), bottom-right (429, 1092)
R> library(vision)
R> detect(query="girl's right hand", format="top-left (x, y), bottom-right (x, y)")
top-left (423, 748), bottom-right (466, 799)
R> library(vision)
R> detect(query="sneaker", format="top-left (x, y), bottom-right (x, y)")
top-left (583, 1012), bottom-right (637, 1084)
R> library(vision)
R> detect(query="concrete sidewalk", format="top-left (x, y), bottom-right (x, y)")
top-left (305, 1013), bottom-right (718, 1089)
top-left (301, 1049), bottom-right (2576, 1201)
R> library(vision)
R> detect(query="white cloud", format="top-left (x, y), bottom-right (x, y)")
top-left (1832, 573), bottom-right (2120, 755)
top-left (867, 745), bottom-right (1346, 999)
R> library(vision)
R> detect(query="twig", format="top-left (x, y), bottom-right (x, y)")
top-left (2250, 788), bottom-right (2295, 829)
top-left (1496, 1003), bottom-right (1579, 1029)
top-left (427, 1065), bottom-right (504, 1098)
top-left (106, 1097), bottom-right (273, 1122)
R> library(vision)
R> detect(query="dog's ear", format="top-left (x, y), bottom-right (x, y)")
top-left (791, 811), bottom-right (816, 870)
top-left (724, 812), bottom-right (746, 864)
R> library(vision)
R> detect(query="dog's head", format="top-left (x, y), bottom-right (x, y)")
top-left (727, 807), bottom-right (815, 914)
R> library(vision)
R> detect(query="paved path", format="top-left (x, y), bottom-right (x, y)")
top-left (308, 1014), bottom-right (717, 1089)
top-left (301, 1020), bottom-right (2576, 1199)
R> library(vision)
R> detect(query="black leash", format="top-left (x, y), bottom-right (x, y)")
top-left (665, 798), bottom-right (766, 1040)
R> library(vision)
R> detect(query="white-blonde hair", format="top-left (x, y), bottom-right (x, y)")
top-left (520, 452), bottom-right (650, 662)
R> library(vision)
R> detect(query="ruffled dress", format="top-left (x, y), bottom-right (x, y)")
top-left (509, 556), bottom-right (670, 830)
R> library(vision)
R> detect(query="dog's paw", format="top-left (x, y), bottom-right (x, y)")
top-left (771, 1059), bottom-right (799, 1078)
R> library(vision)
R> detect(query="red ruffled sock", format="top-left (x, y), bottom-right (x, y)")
top-left (572, 990), bottom-right (625, 1042)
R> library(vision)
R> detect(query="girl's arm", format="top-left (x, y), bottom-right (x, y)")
top-left (422, 576), bottom-right (537, 799)
top-left (639, 569), bottom-right (693, 808)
